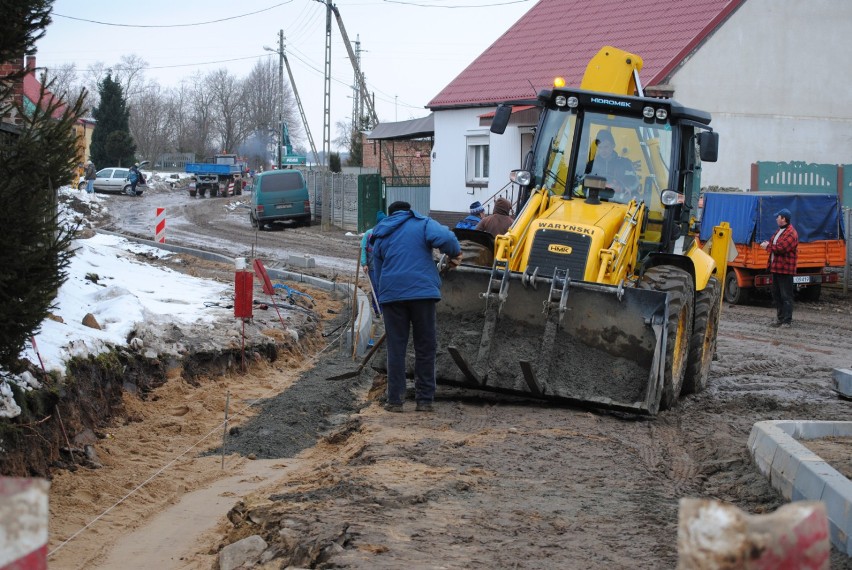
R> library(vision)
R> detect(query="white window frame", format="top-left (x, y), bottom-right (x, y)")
top-left (465, 134), bottom-right (490, 187)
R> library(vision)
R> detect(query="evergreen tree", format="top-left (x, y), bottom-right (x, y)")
top-left (0, 0), bottom-right (84, 371)
top-left (90, 74), bottom-right (135, 166)
top-left (329, 152), bottom-right (342, 173)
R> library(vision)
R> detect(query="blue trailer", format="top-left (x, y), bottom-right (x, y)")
top-left (185, 154), bottom-right (245, 197)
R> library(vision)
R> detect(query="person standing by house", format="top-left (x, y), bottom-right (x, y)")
top-left (475, 197), bottom-right (515, 236)
top-left (760, 208), bottom-right (799, 327)
top-left (371, 201), bottom-right (462, 413)
top-left (84, 160), bottom-right (96, 194)
top-left (360, 210), bottom-right (386, 315)
top-left (455, 201), bottom-right (485, 230)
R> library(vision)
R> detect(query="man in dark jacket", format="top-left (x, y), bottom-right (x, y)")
top-left (126, 163), bottom-right (143, 196)
top-left (371, 201), bottom-right (462, 413)
top-left (475, 197), bottom-right (514, 236)
top-left (760, 208), bottom-right (799, 327)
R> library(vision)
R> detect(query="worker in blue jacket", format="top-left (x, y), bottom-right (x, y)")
top-left (371, 201), bottom-right (462, 413)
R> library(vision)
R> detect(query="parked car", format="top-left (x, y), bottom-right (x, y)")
top-left (249, 170), bottom-right (311, 229)
top-left (76, 161), bottom-right (149, 195)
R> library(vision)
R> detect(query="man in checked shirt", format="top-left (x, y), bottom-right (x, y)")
top-left (760, 208), bottom-right (799, 328)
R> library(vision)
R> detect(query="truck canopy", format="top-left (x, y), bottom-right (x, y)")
top-left (700, 192), bottom-right (846, 244)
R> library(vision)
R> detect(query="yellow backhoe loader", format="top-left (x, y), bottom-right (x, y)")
top-left (434, 47), bottom-right (733, 415)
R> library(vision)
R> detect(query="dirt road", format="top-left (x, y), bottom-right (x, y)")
top-left (49, 187), bottom-right (852, 569)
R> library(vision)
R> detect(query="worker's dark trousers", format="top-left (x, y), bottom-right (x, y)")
top-left (771, 272), bottom-right (794, 324)
top-left (381, 299), bottom-right (437, 406)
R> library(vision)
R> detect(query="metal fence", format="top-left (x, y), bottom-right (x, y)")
top-left (304, 170), bottom-right (360, 232)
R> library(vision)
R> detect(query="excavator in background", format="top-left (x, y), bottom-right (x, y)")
top-left (434, 47), bottom-right (734, 415)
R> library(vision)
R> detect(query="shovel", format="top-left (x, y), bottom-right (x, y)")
top-left (327, 333), bottom-right (386, 381)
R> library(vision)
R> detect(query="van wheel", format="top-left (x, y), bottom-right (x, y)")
top-left (302, 217), bottom-right (312, 228)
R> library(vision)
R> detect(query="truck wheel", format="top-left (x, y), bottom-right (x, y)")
top-left (189, 188), bottom-right (197, 197)
top-left (210, 185), bottom-right (219, 198)
top-left (798, 284), bottom-right (821, 302)
top-left (723, 270), bottom-right (749, 305)
top-left (199, 187), bottom-right (207, 198)
top-left (682, 276), bottom-right (721, 396)
top-left (638, 266), bottom-right (694, 410)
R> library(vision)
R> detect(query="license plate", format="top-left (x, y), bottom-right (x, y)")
top-left (276, 204), bottom-right (292, 210)
top-left (793, 275), bottom-right (811, 284)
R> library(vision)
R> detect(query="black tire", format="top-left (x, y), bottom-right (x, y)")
top-left (682, 276), bottom-right (721, 396)
top-left (189, 188), bottom-right (197, 197)
top-left (78, 181), bottom-right (86, 190)
top-left (638, 266), bottom-right (694, 411)
top-left (302, 217), bottom-right (312, 228)
top-left (210, 185), bottom-right (219, 198)
top-left (798, 283), bottom-right (821, 302)
top-left (199, 187), bottom-right (207, 198)
top-left (724, 269), bottom-right (749, 305)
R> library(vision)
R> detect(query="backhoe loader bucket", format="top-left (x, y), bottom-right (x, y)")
top-left (435, 265), bottom-right (671, 415)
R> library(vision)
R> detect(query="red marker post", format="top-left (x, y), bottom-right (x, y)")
top-left (234, 258), bottom-right (253, 371)
top-left (154, 207), bottom-right (166, 244)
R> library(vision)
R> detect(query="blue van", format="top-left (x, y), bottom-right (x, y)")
top-left (249, 170), bottom-right (312, 229)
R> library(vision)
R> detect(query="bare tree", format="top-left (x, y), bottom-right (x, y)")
top-left (113, 54), bottom-right (148, 103)
top-left (205, 68), bottom-right (247, 154)
top-left (129, 83), bottom-right (174, 165)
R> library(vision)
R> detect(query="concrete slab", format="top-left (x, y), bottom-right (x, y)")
top-left (833, 368), bottom-right (852, 398)
top-left (749, 420), bottom-right (852, 555)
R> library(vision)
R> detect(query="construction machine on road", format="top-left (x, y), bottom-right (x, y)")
top-left (434, 47), bottom-right (733, 415)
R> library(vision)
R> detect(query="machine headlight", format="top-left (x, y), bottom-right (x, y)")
top-left (555, 95), bottom-right (567, 107)
top-left (511, 170), bottom-right (531, 186)
top-left (567, 96), bottom-right (579, 108)
top-left (655, 108), bottom-right (668, 120)
top-left (661, 190), bottom-right (682, 206)
top-left (643, 106), bottom-right (655, 119)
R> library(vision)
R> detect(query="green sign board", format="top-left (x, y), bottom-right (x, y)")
top-left (281, 155), bottom-right (306, 166)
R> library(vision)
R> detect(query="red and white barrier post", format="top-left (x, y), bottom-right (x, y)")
top-left (154, 207), bottom-right (166, 244)
top-left (0, 478), bottom-right (49, 570)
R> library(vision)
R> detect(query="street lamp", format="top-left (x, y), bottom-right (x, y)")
top-left (263, 31), bottom-right (285, 169)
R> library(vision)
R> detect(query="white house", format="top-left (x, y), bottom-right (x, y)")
top-left (426, 0), bottom-right (852, 221)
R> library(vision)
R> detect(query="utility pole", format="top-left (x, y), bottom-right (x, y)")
top-left (263, 31), bottom-right (286, 169)
top-left (277, 30), bottom-right (285, 168)
top-left (322, 0), bottom-right (332, 168)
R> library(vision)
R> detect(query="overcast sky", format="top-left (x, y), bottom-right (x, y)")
top-left (35, 0), bottom-right (535, 152)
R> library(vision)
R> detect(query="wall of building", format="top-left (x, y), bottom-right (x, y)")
top-left (362, 135), bottom-right (432, 180)
top-left (430, 108), bottom-right (532, 214)
top-left (670, 0), bottom-right (852, 189)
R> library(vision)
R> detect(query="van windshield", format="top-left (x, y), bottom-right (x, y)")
top-left (261, 172), bottom-right (305, 192)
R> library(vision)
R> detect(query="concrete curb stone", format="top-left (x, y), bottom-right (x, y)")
top-left (748, 420), bottom-right (852, 555)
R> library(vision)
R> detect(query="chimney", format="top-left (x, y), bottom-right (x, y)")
top-left (25, 53), bottom-right (36, 71)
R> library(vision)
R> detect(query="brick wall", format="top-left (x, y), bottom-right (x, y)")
top-left (362, 134), bottom-right (432, 180)
top-left (0, 58), bottom-right (25, 125)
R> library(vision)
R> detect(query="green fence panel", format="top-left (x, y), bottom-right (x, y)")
top-left (357, 173), bottom-right (383, 233)
top-left (843, 165), bottom-right (852, 209)
top-left (755, 161), bottom-right (838, 194)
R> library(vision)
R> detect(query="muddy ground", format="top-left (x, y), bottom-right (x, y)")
top-left (39, 188), bottom-right (852, 568)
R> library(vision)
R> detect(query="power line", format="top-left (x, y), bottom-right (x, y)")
top-left (382, 0), bottom-right (530, 7)
top-left (53, 1), bottom-right (293, 28)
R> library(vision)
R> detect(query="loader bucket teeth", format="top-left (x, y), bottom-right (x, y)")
top-left (435, 266), bottom-right (669, 415)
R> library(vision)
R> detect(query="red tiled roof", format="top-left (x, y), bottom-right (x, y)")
top-left (428, 0), bottom-right (743, 109)
top-left (23, 73), bottom-right (68, 119)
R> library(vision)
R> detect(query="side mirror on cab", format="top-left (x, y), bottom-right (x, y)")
top-left (698, 131), bottom-right (719, 163)
top-left (491, 104), bottom-right (512, 135)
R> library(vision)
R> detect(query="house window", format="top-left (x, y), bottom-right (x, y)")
top-left (466, 135), bottom-right (489, 186)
